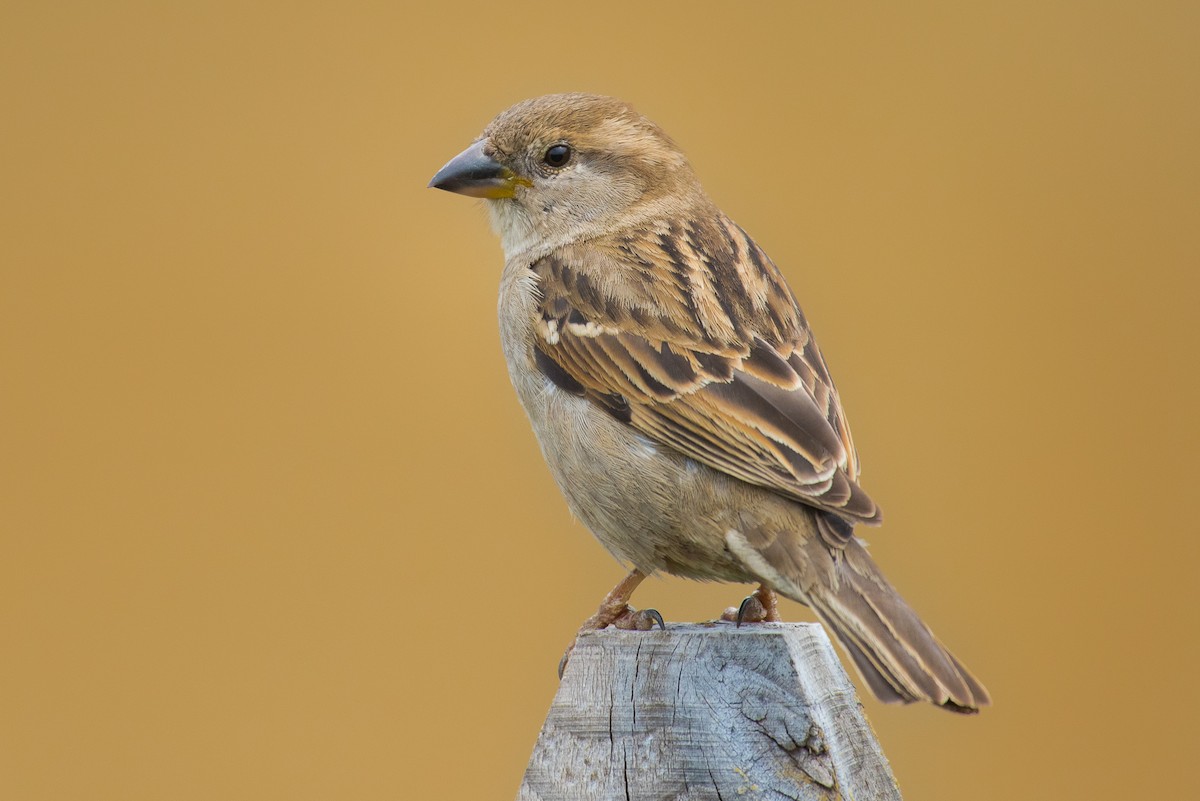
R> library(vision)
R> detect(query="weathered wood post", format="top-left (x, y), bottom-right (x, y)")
top-left (517, 622), bottom-right (901, 800)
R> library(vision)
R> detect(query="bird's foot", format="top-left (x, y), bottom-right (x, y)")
top-left (558, 569), bottom-right (664, 678)
top-left (582, 600), bottom-right (665, 632)
top-left (558, 605), bottom-right (664, 678)
top-left (721, 585), bottom-right (782, 627)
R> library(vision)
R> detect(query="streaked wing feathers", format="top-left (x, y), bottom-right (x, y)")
top-left (532, 214), bottom-right (881, 527)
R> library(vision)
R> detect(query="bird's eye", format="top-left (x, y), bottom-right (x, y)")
top-left (543, 144), bottom-right (572, 168)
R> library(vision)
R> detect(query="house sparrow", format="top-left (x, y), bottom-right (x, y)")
top-left (429, 93), bottom-right (989, 712)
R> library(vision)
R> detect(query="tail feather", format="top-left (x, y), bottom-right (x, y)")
top-left (944, 648), bottom-right (993, 710)
top-left (724, 516), bottom-right (991, 712)
top-left (814, 605), bottom-right (911, 705)
top-left (808, 539), bottom-right (991, 712)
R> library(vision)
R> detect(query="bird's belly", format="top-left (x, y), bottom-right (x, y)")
top-left (518, 377), bottom-right (750, 582)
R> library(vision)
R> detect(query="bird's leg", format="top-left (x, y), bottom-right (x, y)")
top-left (580, 568), bottom-right (664, 631)
top-left (558, 569), bottom-right (665, 678)
top-left (721, 584), bottom-right (782, 626)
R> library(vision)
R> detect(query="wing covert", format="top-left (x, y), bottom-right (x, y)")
top-left (530, 214), bottom-right (881, 527)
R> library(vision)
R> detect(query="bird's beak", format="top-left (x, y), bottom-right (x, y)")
top-left (428, 140), bottom-right (529, 199)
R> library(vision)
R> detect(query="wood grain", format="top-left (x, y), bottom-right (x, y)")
top-left (517, 622), bottom-right (900, 800)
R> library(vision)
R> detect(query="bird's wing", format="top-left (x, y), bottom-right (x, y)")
top-left (531, 214), bottom-right (881, 528)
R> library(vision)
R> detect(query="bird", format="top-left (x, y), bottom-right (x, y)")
top-left (428, 93), bottom-right (990, 712)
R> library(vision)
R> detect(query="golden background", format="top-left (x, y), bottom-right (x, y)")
top-left (3, 3), bottom-right (1197, 799)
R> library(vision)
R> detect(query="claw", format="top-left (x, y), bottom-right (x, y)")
top-left (558, 606), bottom-right (664, 679)
top-left (721, 585), bottom-right (782, 627)
top-left (735, 595), bottom-right (761, 628)
top-left (557, 646), bottom-right (572, 680)
top-left (648, 606), bottom-right (667, 633)
top-left (612, 606), bottom-right (666, 631)
top-left (559, 569), bottom-right (667, 680)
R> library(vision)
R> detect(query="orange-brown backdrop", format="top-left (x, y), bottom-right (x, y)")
top-left (3, 3), bottom-right (1197, 799)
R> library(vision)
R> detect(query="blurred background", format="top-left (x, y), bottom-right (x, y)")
top-left (2, 2), bottom-right (1197, 799)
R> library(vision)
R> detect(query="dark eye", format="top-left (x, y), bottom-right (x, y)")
top-left (543, 144), bottom-right (571, 168)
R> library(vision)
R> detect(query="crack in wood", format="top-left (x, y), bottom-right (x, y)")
top-left (516, 624), bottom-right (899, 800)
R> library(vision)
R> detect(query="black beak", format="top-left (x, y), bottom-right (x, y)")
top-left (428, 140), bottom-right (527, 199)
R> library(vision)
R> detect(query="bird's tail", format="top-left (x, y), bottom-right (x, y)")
top-left (801, 534), bottom-right (991, 713)
top-left (726, 511), bottom-right (991, 712)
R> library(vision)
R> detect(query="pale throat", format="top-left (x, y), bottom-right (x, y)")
top-left (488, 200), bottom-right (549, 261)
top-left (486, 192), bottom-right (688, 263)
top-left (486, 198), bottom-right (602, 262)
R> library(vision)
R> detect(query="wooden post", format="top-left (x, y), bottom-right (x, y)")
top-left (516, 622), bottom-right (901, 801)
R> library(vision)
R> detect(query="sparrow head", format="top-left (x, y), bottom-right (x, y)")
top-left (429, 93), bottom-right (704, 257)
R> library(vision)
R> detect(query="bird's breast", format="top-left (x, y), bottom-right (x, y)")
top-left (496, 261), bottom-right (749, 579)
